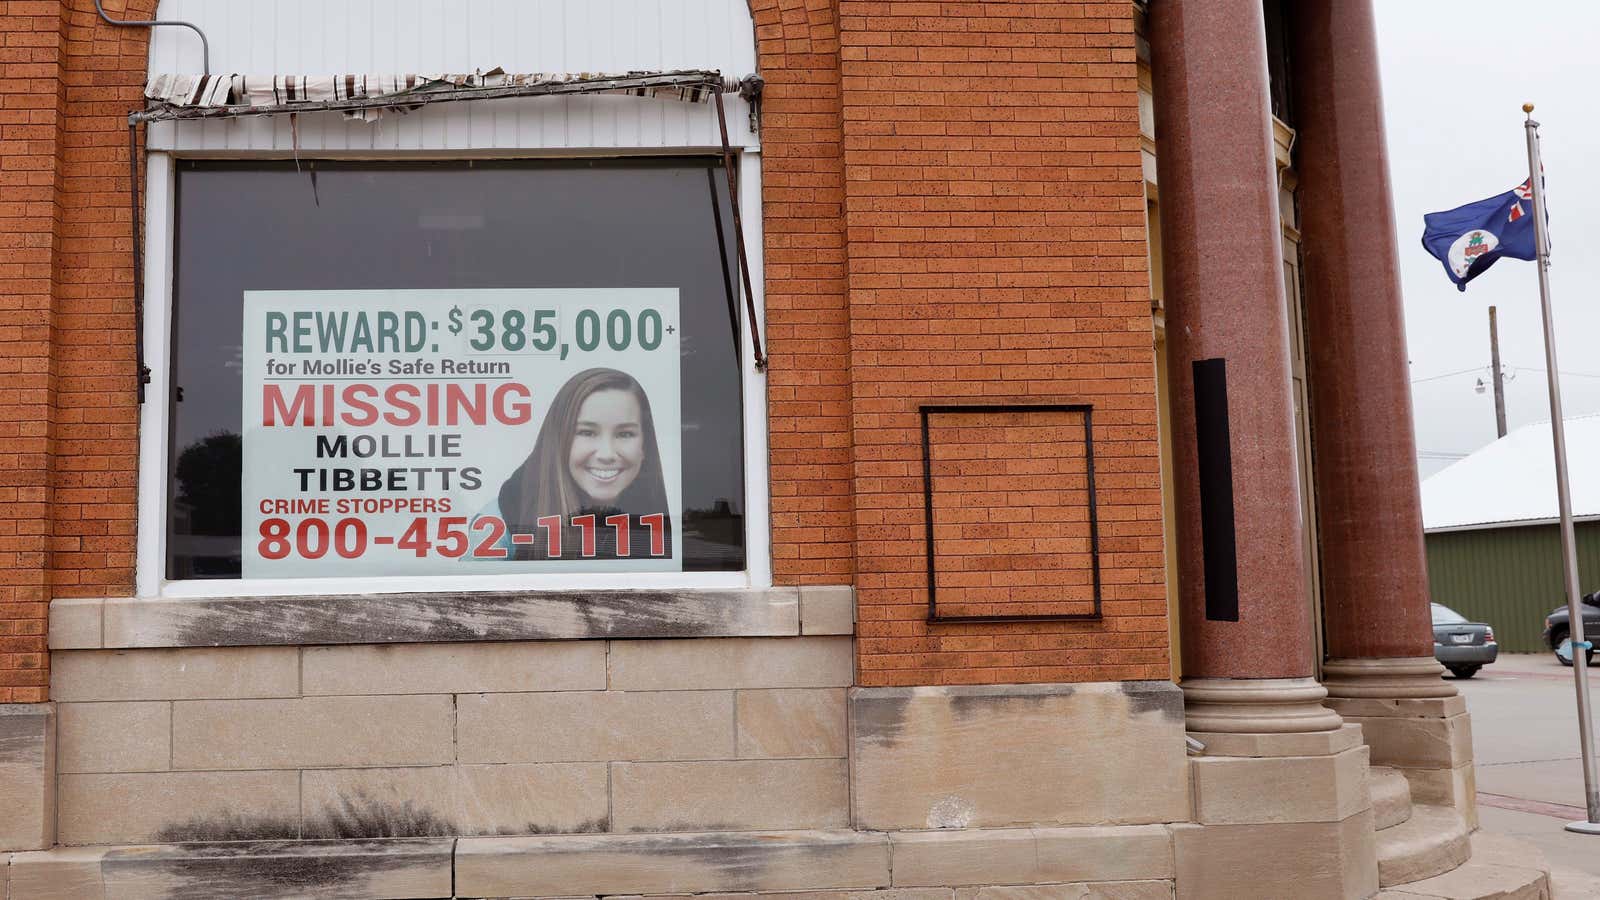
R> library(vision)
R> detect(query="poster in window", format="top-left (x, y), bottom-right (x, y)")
top-left (241, 289), bottom-right (682, 577)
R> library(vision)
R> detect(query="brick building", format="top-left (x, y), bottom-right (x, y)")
top-left (0, 1), bottom-right (1553, 897)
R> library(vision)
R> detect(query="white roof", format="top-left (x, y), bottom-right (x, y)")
top-left (1422, 414), bottom-right (1600, 532)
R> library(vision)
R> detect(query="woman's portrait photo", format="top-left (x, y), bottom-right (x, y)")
top-left (487, 367), bottom-right (673, 560)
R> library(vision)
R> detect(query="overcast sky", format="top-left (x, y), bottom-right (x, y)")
top-left (1374, 1), bottom-right (1600, 479)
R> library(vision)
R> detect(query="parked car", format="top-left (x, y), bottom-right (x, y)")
top-left (1432, 603), bottom-right (1497, 679)
top-left (1544, 591), bottom-right (1600, 667)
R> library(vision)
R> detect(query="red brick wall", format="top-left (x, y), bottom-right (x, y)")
top-left (830, 0), bottom-right (1169, 685)
top-left (9, 0), bottom-right (1168, 698)
top-left (751, 0), bottom-right (857, 586)
top-left (0, 0), bottom-right (147, 702)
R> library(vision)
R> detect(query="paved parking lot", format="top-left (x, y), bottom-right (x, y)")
top-left (1458, 652), bottom-right (1600, 895)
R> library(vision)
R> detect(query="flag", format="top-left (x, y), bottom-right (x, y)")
top-left (1421, 177), bottom-right (1541, 291)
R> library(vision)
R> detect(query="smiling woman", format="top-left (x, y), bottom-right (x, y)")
top-left (492, 367), bottom-right (672, 561)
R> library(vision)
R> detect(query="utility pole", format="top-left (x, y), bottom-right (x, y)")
top-left (1489, 305), bottom-right (1507, 438)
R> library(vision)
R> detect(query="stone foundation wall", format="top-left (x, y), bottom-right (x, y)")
top-left (49, 636), bottom-right (853, 846)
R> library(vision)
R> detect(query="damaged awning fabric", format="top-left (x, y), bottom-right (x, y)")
top-left (137, 68), bottom-right (747, 123)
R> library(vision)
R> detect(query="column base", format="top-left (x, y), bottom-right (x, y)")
top-left (1182, 677), bottom-right (1344, 735)
top-left (1322, 656), bottom-right (1458, 699)
top-left (0, 703), bottom-right (55, 852)
top-left (1322, 657), bottom-right (1476, 829)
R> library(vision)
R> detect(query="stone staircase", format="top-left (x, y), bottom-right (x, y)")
top-left (1369, 766), bottom-right (1552, 899)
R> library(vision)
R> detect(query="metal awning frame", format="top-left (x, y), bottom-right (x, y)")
top-left (128, 69), bottom-right (767, 402)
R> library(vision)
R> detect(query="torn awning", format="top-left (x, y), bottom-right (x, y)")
top-left (137, 68), bottom-right (743, 123)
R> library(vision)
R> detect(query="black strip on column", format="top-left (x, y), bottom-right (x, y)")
top-left (1193, 358), bottom-right (1239, 622)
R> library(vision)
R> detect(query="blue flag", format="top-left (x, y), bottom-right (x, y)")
top-left (1421, 177), bottom-right (1539, 291)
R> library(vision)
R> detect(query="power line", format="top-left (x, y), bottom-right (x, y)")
top-left (1409, 365), bottom-right (1600, 385)
top-left (1410, 366), bottom-right (1483, 385)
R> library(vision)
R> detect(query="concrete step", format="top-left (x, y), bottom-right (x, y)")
top-left (1376, 832), bottom-right (1551, 899)
top-left (1371, 765), bottom-right (1414, 831)
top-left (1377, 803), bottom-right (1472, 887)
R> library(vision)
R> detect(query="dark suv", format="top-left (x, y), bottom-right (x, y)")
top-left (1545, 591), bottom-right (1600, 666)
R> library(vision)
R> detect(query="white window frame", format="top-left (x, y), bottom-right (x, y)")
top-left (135, 148), bottom-right (770, 598)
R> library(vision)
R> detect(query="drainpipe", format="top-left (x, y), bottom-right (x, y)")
top-left (94, 0), bottom-right (210, 75)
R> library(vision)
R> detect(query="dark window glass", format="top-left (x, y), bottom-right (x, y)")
top-left (1263, 0), bottom-right (1295, 127)
top-left (168, 159), bottom-right (746, 578)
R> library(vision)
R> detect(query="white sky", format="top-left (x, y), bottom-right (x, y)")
top-left (1374, 1), bottom-right (1600, 478)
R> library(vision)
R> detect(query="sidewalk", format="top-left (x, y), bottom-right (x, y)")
top-left (1458, 652), bottom-right (1600, 897)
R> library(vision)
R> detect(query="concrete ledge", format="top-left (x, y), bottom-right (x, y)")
top-left (454, 829), bottom-right (891, 896)
top-left (46, 587), bottom-right (859, 649)
top-left (850, 681), bottom-right (1188, 830)
top-left (888, 825), bottom-right (1175, 887)
top-left (1187, 723), bottom-right (1363, 758)
top-left (8, 839), bottom-right (453, 900)
top-left (0, 704), bottom-right (54, 853)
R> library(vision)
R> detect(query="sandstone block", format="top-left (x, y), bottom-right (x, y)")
top-left (1343, 712), bottom-right (1473, 770)
top-left (1172, 811), bottom-right (1377, 900)
top-left (57, 771), bottom-right (300, 845)
top-left (171, 696), bottom-right (453, 770)
top-left (612, 759), bottom-right (849, 832)
top-left (851, 682), bottom-right (1187, 829)
top-left (891, 826), bottom-right (1174, 887)
top-left (456, 763), bottom-right (610, 835)
top-left (1395, 763), bottom-right (1478, 830)
top-left (0, 704), bottom-right (55, 852)
top-left (47, 598), bottom-right (102, 650)
top-left (56, 702), bottom-right (170, 774)
top-left (300, 766), bottom-right (457, 839)
top-left (51, 648), bottom-right (298, 702)
top-left (736, 688), bottom-right (847, 758)
top-left (302, 640), bottom-right (606, 696)
top-left (1190, 745), bottom-right (1370, 825)
top-left (1034, 826), bottom-right (1178, 882)
top-left (609, 636), bottom-right (853, 690)
top-left (800, 586), bottom-right (856, 635)
top-left (455, 830), bottom-right (891, 896)
top-left (457, 690), bottom-right (734, 763)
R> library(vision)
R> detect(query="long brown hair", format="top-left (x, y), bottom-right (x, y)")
top-left (504, 367), bottom-right (669, 536)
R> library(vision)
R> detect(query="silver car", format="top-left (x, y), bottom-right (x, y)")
top-left (1432, 602), bottom-right (1497, 679)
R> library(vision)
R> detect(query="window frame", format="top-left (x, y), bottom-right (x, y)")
top-left (135, 148), bottom-right (771, 598)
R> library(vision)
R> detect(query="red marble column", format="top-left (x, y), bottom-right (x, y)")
top-left (1290, 0), bottom-right (1437, 669)
top-left (1150, 0), bottom-right (1318, 691)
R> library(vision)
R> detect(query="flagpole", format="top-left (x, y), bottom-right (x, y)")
top-left (1523, 103), bottom-right (1600, 834)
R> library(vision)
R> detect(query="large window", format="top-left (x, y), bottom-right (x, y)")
top-left (167, 159), bottom-right (746, 580)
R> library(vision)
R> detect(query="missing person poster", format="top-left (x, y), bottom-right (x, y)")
top-left (241, 289), bottom-right (682, 578)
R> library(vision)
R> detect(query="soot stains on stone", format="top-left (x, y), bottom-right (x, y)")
top-left (1118, 679), bottom-right (1185, 721)
top-left (101, 839), bottom-right (450, 900)
top-left (167, 588), bottom-right (784, 648)
top-left (154, 812), bottom-right (301, 844)
top-left (303, 791), bottom-right (457, 839)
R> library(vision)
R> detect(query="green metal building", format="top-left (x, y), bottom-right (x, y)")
top-left (1424, 522), bottom-right (1595, 653)
top-left (1420, 415), bottom-right (1600, 654)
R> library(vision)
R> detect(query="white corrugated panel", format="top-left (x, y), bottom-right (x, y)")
top-left (145, 0), bottom-right (757, 152)
top-left (1422, 414), bottom-right (1600, 531)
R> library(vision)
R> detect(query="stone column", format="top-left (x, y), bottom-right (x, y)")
top-left (1149, 0), bottom-right (1338, 736)
top-left (1291, 0), bottom-right (1473, 825)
